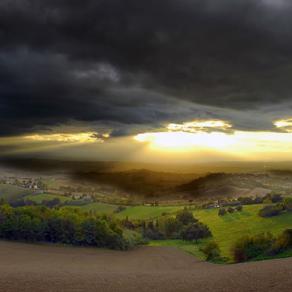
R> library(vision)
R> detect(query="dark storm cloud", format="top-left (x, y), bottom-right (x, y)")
top-left (1, 0), bottom-right (292, 136)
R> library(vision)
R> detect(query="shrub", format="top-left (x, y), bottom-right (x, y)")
top-left (270, 194), bottom-right (284, 203)
top-left (123, 230), bottom-right (146, 249)
top-left (227, 207), bottom-right (234, 213)
top-left (280, 229), bottom-right (292, 247)
top-left (258, 204), bottom-right (284, 217)
top-left (263, 194), bottom-right (283, 203)
top-left (114, 206), bottom-right (127, 213)
top-left (238, 196), bottom-right (263, 205)
top-left (201, 241), bottom-right (220, 261)
top-left (232, 233), bottom-right (274, 262)
top-left (10, 199), bottom-right (36, 207)
top-left (218, 208), bottom-right (227, 216)
top-left (284, 198), bottom-right (292, 211)
top-left (43, 198), bottom-right (61, 208)
top-left (238, 197), bottom-right (253, 205)
top-left (271, 229), bottom-right (292, 254)
top-left (235, 205), bottom-right (243, 212)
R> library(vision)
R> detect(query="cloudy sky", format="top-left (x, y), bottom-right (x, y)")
top-left (1, 0), bottom-right (292, 162)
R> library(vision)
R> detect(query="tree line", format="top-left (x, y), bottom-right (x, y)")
top-left (0, 204), bottom-right (134, 250)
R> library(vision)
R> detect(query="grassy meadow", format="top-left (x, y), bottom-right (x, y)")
top-left (53, 199), bottom-right (292, 260)
top-left (63, 202), bottom-right (118, 214)
top-left (117, 203), bottom-right (292, 259)
top-left (116, 205), bottom-right (183, 220)
top-left (2, 187), bottom-right (291, 262)
top-left (195, 205), bottom-right (292, 258)
top-left (25, 193), bottom-right (72, 204)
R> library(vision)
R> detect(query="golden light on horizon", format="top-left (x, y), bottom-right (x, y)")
top-left (24, 132), bottom-right (104, 143)
top-left (134, 118), bottom-right (292, 158)
top-left (134, 119), bottom-right (235, 152)
top-left (4, 118), bottom-right (292, 161)
top-left (167, 119), bottom-right (232, 132)
top-left (134, 131), bottom-right (235, 151)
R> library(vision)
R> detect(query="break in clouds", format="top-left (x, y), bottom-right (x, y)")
top-left (1, 0), bottom-right (292, 139)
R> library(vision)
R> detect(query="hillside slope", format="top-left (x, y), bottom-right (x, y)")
top-left (177, 172), bottom-right (292, 199)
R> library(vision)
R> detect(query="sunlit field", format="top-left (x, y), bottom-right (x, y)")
top-left (40, 197), bottom-right (292, 261)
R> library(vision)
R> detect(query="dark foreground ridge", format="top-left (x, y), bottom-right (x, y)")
top-left (0, 241), bottom-right (291, 292)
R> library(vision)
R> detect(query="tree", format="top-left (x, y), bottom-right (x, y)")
top-left (176, 208), bottom-right (197, 225)
top-left (163, 217), bottom-right (181, 238)
top-left (181, 222), bottom-right (211, 242)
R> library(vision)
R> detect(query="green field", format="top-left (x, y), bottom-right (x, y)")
top-left (2, 187), bottom-right (290, 262)
top-left (194, 205), bottom-right (292, 258)
top-left (59, 202), bottom-right (292, 260)
top-left (116, 205), bottom-right (184, 220)
top-left (0, 184), bottom-right (34, 201)
top-left (25, 193), bottom-right (72, 204)
top-left (69, 201), bottom-right (292, 260)
top-left (63, 203), bottom-right (184, 218)
top-left (62, 202), bottom-right (119, 214)
top-left (96, 202), bottom-right (292, 260)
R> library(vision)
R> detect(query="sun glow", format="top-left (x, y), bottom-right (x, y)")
top-left (134, 119), bottom-right (235, 151)
top-left (134, 118), bottom-right (292, 158)
top-left (134, 131), bottom-right (235, 151)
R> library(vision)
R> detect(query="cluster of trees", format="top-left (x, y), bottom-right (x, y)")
top-left (218, 205), bottom-right (243, 216)
top-left (259, 197), bottom-right (292, 217)
top-left (9, 197), bottom-right (92, 209)
top-left (202, 194), bottom-right (285, 211)
top-left (258, 204), bottom-right (283, 217)
top-left (238, 193), bottom-right (283, 205)
top-left (142, 208), bottom-right (212, 242)
top-left (10, 198), bottom-right (62, 208)
top-left (232, 229), bottom-right (292, 262)
top-left (0, 204), bottom-right (133, 250)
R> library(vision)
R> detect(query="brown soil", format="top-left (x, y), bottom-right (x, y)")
top-left (0, 241), bottom-right (291, 292)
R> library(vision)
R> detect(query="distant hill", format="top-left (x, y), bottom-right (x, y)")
top-left (73, 169), bottom-right (198, 198)
top-left (177, 172), bottom-right (292, 199)
top-left (73, 170), bottom-right (292, 199)
top-left (3, 158), bottom-right (292, 201)
top-left (5, 158), bottom-right (292, 174)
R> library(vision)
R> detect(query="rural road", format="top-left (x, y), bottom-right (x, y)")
top-left (0, 241), bottom-right (291, 292)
